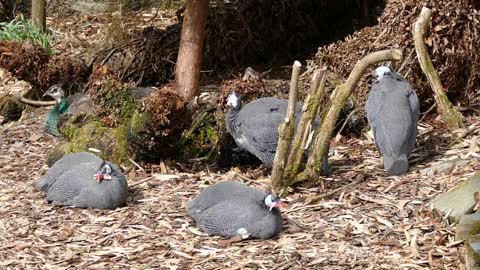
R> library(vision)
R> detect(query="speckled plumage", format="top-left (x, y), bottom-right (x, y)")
top-left (35, 152), bottom-right (128, 209)
top-left (187, 181), bottom-right (283, 239)
top-left (365, 69), bottom-right (420, 175)
top-left (187, 181), bottom-right (267, 220)
top-left (226, 95), bottom-right (328, 171)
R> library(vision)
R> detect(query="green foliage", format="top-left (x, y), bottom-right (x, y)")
top-left (0, 16), bottom-right (54, 54)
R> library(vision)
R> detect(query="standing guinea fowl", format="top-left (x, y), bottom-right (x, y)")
top-left (365, 66), bottom-right (420, 176)
top-left (225, 93), bottom-right (329, 172)
top-left (187, 181), bottom-right (283, 240)
top-left (43, 85), bottom-right (94, 137)
top-left (35, 152), bottom-right (128, 209)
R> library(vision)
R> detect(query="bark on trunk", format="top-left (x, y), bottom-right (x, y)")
top-left (31, 0), bottom-right (46, 33)
top-left (174, 0), bottom-right (209, 102)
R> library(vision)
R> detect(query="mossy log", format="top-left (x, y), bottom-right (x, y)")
top-left (48, 120), bottom-right (129, 166)
top-left (413, 7), bottom-right (464, 130)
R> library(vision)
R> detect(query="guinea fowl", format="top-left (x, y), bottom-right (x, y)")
top-left (225, 93), bottom-right (328, 172)
top-left (187, 181), bottom-right (283, 240)
top-left (365, 66), bottom-right (420, 175)
top-left (43, 85), bottom-right (94, 137)
top-left (35, 152), bottom-right (128, 209)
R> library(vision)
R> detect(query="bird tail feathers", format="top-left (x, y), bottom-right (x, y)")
top-left (383, 154), bottom-right (409, 176)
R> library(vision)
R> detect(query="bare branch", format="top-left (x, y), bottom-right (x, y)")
top-left (271, 61), bottom-right (301, 195)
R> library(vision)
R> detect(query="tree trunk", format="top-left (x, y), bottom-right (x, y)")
top-left (31, 0), bottom-right (46, 32)
top-left (174, 0), bottom-right (209, 102)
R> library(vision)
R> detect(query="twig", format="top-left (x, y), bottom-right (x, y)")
top-left (17, 94), bottom-right (56, 106)
top-left (129, 176), bottom-right (154, 188)
top-left (128, 158), bottom-right (145, 172)
top-left (271, 61), bottom-right (301, 195)
top-left (305, 176), bottom-right (365, 205)
top-left (337, 108), bottom-right (358, 136)
top-left (413, 7), bottom-right (463, 129)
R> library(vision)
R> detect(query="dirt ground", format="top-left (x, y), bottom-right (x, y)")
top-left (1, 7), bottom-right (479, 270)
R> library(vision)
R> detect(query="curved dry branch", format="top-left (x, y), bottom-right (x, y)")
top-left (413, 7), bottom-right (463, 130)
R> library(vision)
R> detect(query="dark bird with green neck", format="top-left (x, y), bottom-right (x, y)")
top-left (43, 85), bottom-right (93, 137)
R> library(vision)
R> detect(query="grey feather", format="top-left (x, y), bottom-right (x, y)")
top-left (37, 152), bottom-right (128, 209)
top-left (365, 69), bottom-right (420, 175)
top-left (226, 95), bottom-right (328, 171)
top-left (197, 198), bottom-right (282, 239)
top-left (187, 181), bottom-right (266, 220)
top-left (35, 152), bottom-right (101, 192)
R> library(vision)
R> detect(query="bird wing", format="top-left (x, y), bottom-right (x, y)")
top-left (46, 163), bottom-right (98, 204)
top-left (197, 199), bottom-right (270, 238)
top-left (187, 181), bottom-right (266, 220)
top-left (370, 76), bottom-right (416, 157)
top-left (234, 98), bottom-right (303, 155)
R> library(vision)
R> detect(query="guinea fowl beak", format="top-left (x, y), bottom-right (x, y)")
top-left (94, 173), bottom-right (112, 183)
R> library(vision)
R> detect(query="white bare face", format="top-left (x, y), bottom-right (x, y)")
top-left (374, 66), bottom-right (391, 80)
top-left (264, 194), bottom-right (281, 211)
top-left (226, 93), bottom-right (240, 108)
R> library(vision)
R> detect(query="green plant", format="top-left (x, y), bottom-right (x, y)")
top-left (0, 16), bottom-right (54, 54)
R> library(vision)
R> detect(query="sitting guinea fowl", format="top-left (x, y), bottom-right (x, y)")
top-left (365, 66), bottom-right (420, 175)
top-left (43, 85), bottom-right (94, 137)
top-left (225, 92), bottom-right (328, 172)
top-left (187, 181), bottom-right (283, 240)
top-left (35, 152), bottom-right (128, 209)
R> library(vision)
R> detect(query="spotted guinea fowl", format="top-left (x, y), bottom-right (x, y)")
top-left (35, 152), bottom-right (128, 209)
top-left (225, 93), bottom-right (328, 172)
top-left (365, 66), bottom-right (420, 175)
top-left (187, 181), bottom-right (283, 239)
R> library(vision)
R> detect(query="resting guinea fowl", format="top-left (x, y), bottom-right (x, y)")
top-left (35, 152), bottom-right (128, 209)
top-left (365, 66), bottom-right (420, 175)
top-left (187, 181), bottom-right (283, 240)
top-left (225, 93), bottom-right (329, 172)
top-left (43, 85), bottom-right (94, 137)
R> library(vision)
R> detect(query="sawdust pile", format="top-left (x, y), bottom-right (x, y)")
top-left (0, 41), bottom-right (89, 97)
top-left (311, 0), bottom-right (480, 115)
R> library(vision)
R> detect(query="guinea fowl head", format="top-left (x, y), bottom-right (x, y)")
top-left (93, 162), bottom-right (113, 183)
top-left (373, 66), bottom-right (391, 81)
top-left (43, 85), bottom-right (65, 103)
top-left (264, 194), bottom-right (282, 211)
top-left (226, 92), bottom-right (241, 110)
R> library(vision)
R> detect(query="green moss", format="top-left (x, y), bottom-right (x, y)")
top-left (130, 110), bottom-right (149, 134)
top-left (180, 110), bottom-right (221, 159)
top-left (93, 83), bottom-right (138, 124)
top-left (51, 120), bottom-right (130, 165)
